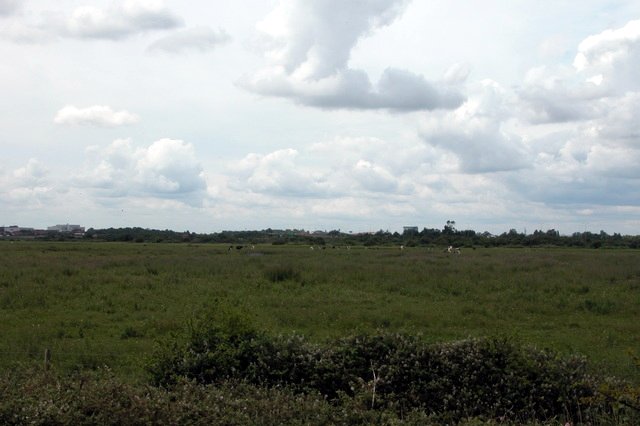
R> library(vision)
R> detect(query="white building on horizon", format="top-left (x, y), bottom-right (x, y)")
top-left (47, 224), bottom-right (85, 233)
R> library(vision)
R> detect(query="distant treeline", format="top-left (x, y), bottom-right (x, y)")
top-left (57, 226), bottom-right (640, 248)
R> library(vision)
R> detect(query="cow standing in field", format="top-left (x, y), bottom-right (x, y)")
top-left (445, 246), bottom-right (461, 254)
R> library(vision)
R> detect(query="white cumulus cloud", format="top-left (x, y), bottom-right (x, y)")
top-left (422, 80), bottom-right (529, 173)
top-left (352, 159), bottom-right (399, 193)
top-left (0, 159), bottom-right (53, 210)
top-left (518, 65), bottom-right (606, 123)
top-left (242, 0), bottom-right (464, 112)
top-left (54, 105), bottom-right (139, 127)
top-left (573, 19), bottom-right (640, 74)
top-left (519, 19), bottom-right (640, 123)
top-left (136, 138), bottom-right (206, 194)
top-left (148, 26), bottom-right (230, 53)
top-left (76, 138), bottom-right (207, 205)
top-left (13, 158), bottom-right (48, 186)
top-left (256, 0), bottom-right (408, 79)
top-left (507, 18), bottom-right (640, 211)
top-left (62, 0), bottom-right (183, 40)
top-left (229, 140), bottom-right (423, 200)
top-left (232, 149), bottom-right (328, 197)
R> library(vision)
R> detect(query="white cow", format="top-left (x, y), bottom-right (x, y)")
top-left (446, 245), bottom-right (461, 254)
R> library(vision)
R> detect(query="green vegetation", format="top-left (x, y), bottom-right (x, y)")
top-left (148, 315), bottom-right (598, 423)
top-left (6, 223), bottom-right (640, 248)
top-left (2, 339), bottom-right (633, 425)
top-left (1, 241), bottom-right (639, 423)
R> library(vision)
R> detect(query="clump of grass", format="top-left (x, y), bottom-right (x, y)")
top-left (583, 299), bottom-right (615, 315)
top-left (121, 326), bottom-right (144, 339)
top-left (568, 284), bottom-right (590, 294)
top-left (61, 267), bottom-right (76, 276)
top-left (265, 265), bottom-right (300, 283)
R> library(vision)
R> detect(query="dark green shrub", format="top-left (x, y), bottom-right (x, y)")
top-left (0, 369), bottom-right (375, 425)
top-left (2, 366), bottom-right (639, 426)
top-left (147, 308), bottom-right (273, 385)
top-left (148, 323), bottom-right (607, 423)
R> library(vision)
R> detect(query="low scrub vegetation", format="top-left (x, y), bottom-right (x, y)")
top-left (143, 315), bottom-right (639, 424)
top-left (2, 326), bottom-right (639, 424)
top-left (0, 369), bottom-right (351, 426)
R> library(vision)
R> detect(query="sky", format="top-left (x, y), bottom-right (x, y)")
top-left (1, 0), bottom-right (640, 235)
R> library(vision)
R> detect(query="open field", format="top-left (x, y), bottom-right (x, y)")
top-left (1, 241), bottom-right (639, 382)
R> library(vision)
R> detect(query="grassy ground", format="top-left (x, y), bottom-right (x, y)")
top-left (0, 241), bottom-right (638, 382)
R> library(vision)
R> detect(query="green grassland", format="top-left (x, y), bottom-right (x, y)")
top-left (1, 241), bottom-right (639, 383)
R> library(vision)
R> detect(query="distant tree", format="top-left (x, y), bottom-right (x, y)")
top-left (546, 229), bottom-right (560, 238)
top-left (443, 220), bottom-right (457, 235)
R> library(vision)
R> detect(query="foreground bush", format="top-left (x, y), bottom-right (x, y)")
top-left (0, 368), bottom-right (509, 425)
top-left (2, 353), bottom-right (638, 424)
top-left (0, 369), bottom-right (343, 425)
top-left (146, 317), bottom-right (639, 424)
top-left (5, 368), bottom-right (638, 425)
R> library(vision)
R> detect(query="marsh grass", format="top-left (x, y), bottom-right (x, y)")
top-left (264, 264), bottom-right (301, 283)
top-left (0, 241), bottom-right (639, 383)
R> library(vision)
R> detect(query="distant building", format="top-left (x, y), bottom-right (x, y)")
top-left (2, 225), bottom-right (21, 235)
top-left (47, 224), bottom-right (85, 234)
top-left (403, 226), bottom-right (419, 234)
top-left (1, 225), bottom-right (33, 236)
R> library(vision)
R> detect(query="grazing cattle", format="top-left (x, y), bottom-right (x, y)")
top-left (445, 246), bottom-right (461, 254)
